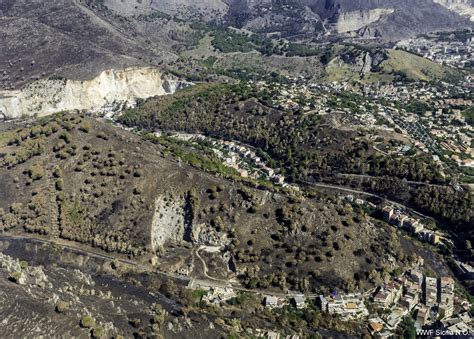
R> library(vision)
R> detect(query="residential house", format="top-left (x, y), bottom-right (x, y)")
top-left (317, 295), bottom-right (328, 311)
top-left (447, 321), bottom-right (472, 335)
top-left (425, 277), bottom-right (438, 307)
top-left (291, 295), bottom-right (306, 309)
top-left (262, 167), bottom-right (275, 177)
top-left (400, 294), bottom-right (418, 312)
top-left (327, 295), bottom-right (345, 314)
top-left (273, 175), bottom-right (285, 185)
top-left (386, 282), bottom-right (403, 305)
top-left (264, 296), bottom-right (281, 309)
top-left (403, 218), bottom-right (424, 234)
top-left (203, 287), bottom-right (236, 305)
top-left (419, 231), bottom-right (440, 245)
top-left (368, 321), bottom-right (383, 335)
top-left (416, 306), bottom-right (430, 326)
top-left (374, 291), bottom-right (391, 309)
top-left (397, 214), bottom-right (409, 228)
top-left (408, 270), bottom-right (424, 285)
top-left (438, 276), bottom-right (455, 318)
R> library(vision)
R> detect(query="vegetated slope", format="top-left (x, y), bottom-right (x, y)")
top-left (0, 240), bottom-right (370, 338)
top-left (161, 21), bottom-right (460, 84)
top-left (0, 237), bottom-right (234, 338)
top-left (0, 114), bottom-right (413, 294)
top-left (381, 50), bottom-right (454, 81)
top-left (324, 46), bottom-right (461, 83)
top-left (0, 249), bottom-right (202, 338)
top-left (117, 83), bottom-right (473, 232)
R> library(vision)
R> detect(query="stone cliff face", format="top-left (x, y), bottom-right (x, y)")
top-left (149, 192), bottom-right (230, 251)
top-left (308, 0), bottom-right (471, 39)
top-left (0, 67), bottom-right (188, 119)
top-left (150, 195), bottom-right (187, 252)
top-left (434, 0), bottom-right (474, 20)
top-left (336, 8), bottom-right (395, 33)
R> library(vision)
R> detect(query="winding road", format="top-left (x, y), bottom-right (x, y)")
top-left (336, 173), bottom-right (447, 188)
top-left (297, 179), bottom-right (437, 222)
top-left (194, 246), bottom-right (226, 283)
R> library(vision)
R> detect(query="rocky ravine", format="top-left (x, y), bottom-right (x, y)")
top-left (0, 67), bottom-right (189, 119)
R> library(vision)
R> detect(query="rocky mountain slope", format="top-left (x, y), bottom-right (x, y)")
top-left (0, 114), bottom-right (412, 294)
top-left (0, 238), bottom-right (227, 338)
top-left (232, 0), bottom-right (471, 40)
top-left (434, 0), bottom-right (474, 20)
top-left (0, 0), bottom-right (184, 90)
top-left (1, 0), bottom-right (468, 94)
top-left (106, 0), bottom-right (472, 40)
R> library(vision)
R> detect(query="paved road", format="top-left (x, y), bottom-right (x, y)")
top-left (337, 173), bottom-right (447, 188)
top-left (297, 179), bottom-right (436, 222)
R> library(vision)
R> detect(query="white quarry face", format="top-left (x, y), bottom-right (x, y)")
top-left (0, 67), bottom-right (189, 119)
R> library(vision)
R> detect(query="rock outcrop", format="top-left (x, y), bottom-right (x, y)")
top-left (0, 67), bottom-right (189, 119)
top-left (151, 195), bottom-right (187, 251)
top-left (228, 0), bottom-right (471, 40)
top-left (336, 8), bottom-right (395, 33)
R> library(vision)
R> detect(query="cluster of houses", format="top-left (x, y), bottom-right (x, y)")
top-left (453, 258), bottom-right (474, 280)
top-left (250, 69), bottom-right (474, 172)
top-left (253, 79), bottom-right (327, 114)
top-left (367, 259), bottom-right (467, 336)
top-left (317, 293), bottom-right (369, 320)
top-left (315, 252), bottom-right (471, 337)
top-left (187, 263), bottom-right (470, 337)
top-left (358, 78), bottom-right (473, 169)
top-left (415, 275), bottom-right (456, 328)
top-left (344, 194), bottom-right (377, 209)
top-left (368, 269), bottom-right (422, 334)
top-left (382, 206), bottom-right (441, 245)
top-left (396, 36), bottom-right (472, 68)
top-left (170, 132), bottom-right (292, 186)
top-left (215, 140), bottom-right (285, 184)
top-left (202, 287), bottom-right (237, 305)
top-left (440, 311), bottom-right (473, 335)
top-left (253, 58), bottom-right (473, 171)
top-left (263, 294), bottom-right (306, 310)
top-left (373, 281), bottom-right (404, 309)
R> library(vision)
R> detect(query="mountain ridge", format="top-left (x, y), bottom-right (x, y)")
top-left (106, 0), bottom-right (473, 40)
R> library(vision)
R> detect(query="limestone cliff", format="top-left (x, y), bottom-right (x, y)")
top-left (336, 8), bottom-right (395, 33)
top-left (150, 195), bottom-right (187, 251)
top-left (0, 67), bottom-right (188, 119)
top-left (433, 0), bottom-right (474, 21)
